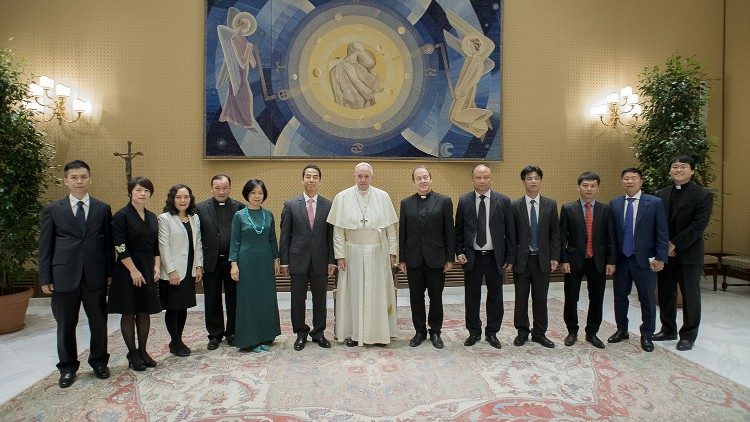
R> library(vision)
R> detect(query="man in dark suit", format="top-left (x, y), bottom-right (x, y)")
top-left (38, 160), bottom-right (114, 388)
top-left (654, 155), bottom-right (713, 351)
top-left (511, 166), bottom-right (560, 348)
top-left (399, 165), bottom-right (455, 349)
top-left (455, 164), bottom-right (515, 349)
top-left (280, 164), bottom-right (336, 351)
top-left (559, 172), bottom-right (615, 349)
top-left (608, 167), bottom-right (669, 352)
top-left (195, 174), bottom-right (245, 350)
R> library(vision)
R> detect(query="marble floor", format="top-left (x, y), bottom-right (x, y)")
top-left (1, 276), bottom-right (749, 405)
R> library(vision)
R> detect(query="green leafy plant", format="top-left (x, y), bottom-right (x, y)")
top-left (0, 45), bottom-right (56, 294)
top-left (634, 54), bottom-right (716, 194)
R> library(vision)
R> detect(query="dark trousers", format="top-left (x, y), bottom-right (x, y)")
top-left (563, 258), bottom-right (606, 335)
top-left (658, 262), bottom-right (702, 341)
top-left (613, 254), bottom-right (657, 338)
top-left (290, 264), bottom-right (328, 339)
top-left (464, 252), bottom-right (503, 336)
top-left (203, 258), bottom-right (236, 340)
top-left (513, 253), bottom-right (550, 337)
top-left (407, 260), bottom-right (445, 335)
top-left (51, 275), bottom-right (109, 373)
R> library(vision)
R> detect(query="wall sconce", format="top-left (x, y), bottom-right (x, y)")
top-left (592, 85), bottom-right (642, 128)
top-left (25, 75), bottom-right (91, 124)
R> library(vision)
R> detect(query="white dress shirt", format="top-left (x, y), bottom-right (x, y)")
top-left (69, 193), bottom-right (90, 219)
top-left (473, 191), bottom-right (493, 250)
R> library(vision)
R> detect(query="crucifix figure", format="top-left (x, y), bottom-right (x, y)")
top-left (113, 141), bottom-right (143, 182)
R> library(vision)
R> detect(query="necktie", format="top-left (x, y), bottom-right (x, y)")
top-left (530, 199), bottom-right (538, 250)
top-left (76, 200), bottom-right (86, 232)
top-left (622, 198), bottom-right (635, 257)
top-left (584, 202), bottom-right (593, 257)
top-left (307, 199), bottom-right (315, 228)
top-left (476, 195), bottom-right (487, 247)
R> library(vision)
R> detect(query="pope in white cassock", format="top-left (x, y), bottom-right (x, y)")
top-left (327, 162), bottom-right (399, 346)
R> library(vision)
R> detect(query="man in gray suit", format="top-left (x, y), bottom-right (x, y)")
top-left (195, 174), bottom-right (245, 350)
top-left (399, 165), bottom-right (455, 349)
top-left (280, 164), bottom-right (336, 350)
top-left (38, 160), bottom-right (114, 388)
top-left (512, 166), bottom-right (560, 348)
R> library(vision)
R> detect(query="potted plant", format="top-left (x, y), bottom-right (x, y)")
top-left (0, 45), bottom-right (56, 334)
top-left (633, 53), bottom-right (716, 194)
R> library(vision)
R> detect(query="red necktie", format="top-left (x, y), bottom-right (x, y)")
top-left (307, 199), bottom-right (315, 228)
top-left (585, 202), bottom-right (593, 258)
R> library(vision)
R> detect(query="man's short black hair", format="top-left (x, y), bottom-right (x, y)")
top-left (520, 165), bottom-right (543, 180)
top-left (63, 160), bottom-right (90, 176)
top-left (211, 174), bottom-right (231, 186)
top-left (620, 167), bottom-right (643, 178)
top-left (128, 176), bottom-right (154, 196)
top-left (670, 155), bottom-right (696, 170)
top-left (412, 165), bottom-right (431, 181)
top-left (302, 164), bottom-right (322, 179)
top-left (242, 179), bottom-right (268, 202)
top-left (577, 171), bottom-right (601, 185)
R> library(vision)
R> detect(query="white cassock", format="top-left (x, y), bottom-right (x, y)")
top-left (327, 185), bottom-right (399, 345)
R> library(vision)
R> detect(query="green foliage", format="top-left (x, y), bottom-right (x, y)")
top-left (0, 46), bottom-right (55, 292)
top-left (634, 54), bottom-right (716, 194)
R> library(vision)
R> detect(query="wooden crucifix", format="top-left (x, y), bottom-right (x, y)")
top-left (113, 141), bottom-right (143, 182)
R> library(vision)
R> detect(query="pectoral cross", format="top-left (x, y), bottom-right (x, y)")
top-left (113, 141), bottom-right (143, 182)
top-left (360, 214), bottom-right (368, 226)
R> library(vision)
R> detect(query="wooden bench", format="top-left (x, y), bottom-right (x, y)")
top-left (703, 254), bottom-right (721, 291)
top-left (720, 255), bottom-right (750, 291)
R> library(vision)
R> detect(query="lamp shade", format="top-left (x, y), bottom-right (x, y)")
top-left (55, 84), bottom-right (71, 97)
top-left (39, 75), bottom-right (54, 89)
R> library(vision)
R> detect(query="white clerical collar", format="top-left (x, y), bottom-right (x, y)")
top-left (304, 193), bottom-right (318, 202)
top-left (69, 193), bottom-right (90, 208)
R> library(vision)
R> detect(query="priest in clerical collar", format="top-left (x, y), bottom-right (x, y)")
top-left (327, 162), bottom-right (399, 347)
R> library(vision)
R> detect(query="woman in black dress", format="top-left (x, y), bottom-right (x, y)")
top-left (109, 177), bottom-right (161, 371)
top-left (157, 184), bottom-right (204, 357)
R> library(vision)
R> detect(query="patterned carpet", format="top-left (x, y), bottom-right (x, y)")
top-left (2, 299), bottom-right (749, 421)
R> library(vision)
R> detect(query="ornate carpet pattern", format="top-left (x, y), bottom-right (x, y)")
top-left (2, 299), bottom-right (749, 421)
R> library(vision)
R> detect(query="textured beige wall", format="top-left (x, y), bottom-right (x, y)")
top-left (724, 0), bottom-right (750, 254)
top-left (0, 0), bottom-right (727, 251)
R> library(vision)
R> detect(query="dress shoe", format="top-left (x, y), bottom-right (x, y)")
top-left (226, 335), bottom-right (236, 347)
top-left (207, 338), bottom-right (221, 350)
top-left (485, 334), bottom-right (502, 349)
top-left (607, 330), bottom-right (630, 343)
top-left (92, 364), bottom-right (110, 379)
top-left (311, 336), bottom-right (332, 348)
top-left (260, 344), bottom-right (271, 351)
top-left (345, 338), bottom-right (358, 347)
top-left (294, 333), bottom-right (308, 351)
top-left (641, 337), bottom-right (654, 352)
top-left (676, 339), bottom-right (694, 351)
top-left (430, 333), bottom-right (444, 349)
top-left (58, 372), bottom-right (76, 388)
top-left (409, 332), bottom-right (427, 347)
top-left (251, 346), bottom-right (263, 353)
top-left (169, 341), bottom-right (191, 357)
top-left (139, 348), bottom-right (157, 367)
top-left (513, 334), bottom-right (528, 346)
top-left (464, 334), bottom-right (481, 346)
top-left (126, 352), bottom-right (147, 371)
top-left (652, 331), bottom-right (678, 341)
top-left (532, 335), bottom-right (555, 348)
top-left (585, 334), bottom-right (606, 349)
top-left (564, 333), bottom-right (578, 347)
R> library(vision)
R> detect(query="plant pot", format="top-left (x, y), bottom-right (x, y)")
top-left (0, 287), bottom-right (34, 334)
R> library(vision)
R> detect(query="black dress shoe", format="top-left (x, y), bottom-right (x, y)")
top-left (345, 338), bottom-right (358, 347)
top-left (311, 336), bottom-right (331, 348)
top-left (676, 339), bottom-right (694, 351)
top-left (126, 352), bottom-right (147, 371)
top-left (92, 364), bottom-right (110, 379)
top-left (139, 348), bottom-right (157, 368)
top-left (641, 337), bottom-right (654, 352)
top-left (409, 332), bottom-right (427, 347)
top-left (513, 334), bottom-right (528, 346)
top-left (59, 372), bottom-right (76, 388)
top-left (464, 334), bottom-right (481, 346)
top-left (532, 335), bottom-right (555, 348)
top-left (585, 334), bottom-right (606, 349)
top-left (607, 330), bottom-right (630, 343)
top-left (430, 333), bottom-right (444, 349)
top-left (169, 341), bottom-right (191, 357)
top-left (652, 331), bottom-right (678, 341)
top-left (226, 335), bottom-right (236, 347)
top-left (294, 333), bottom-right (308, 351)
top-left (485, 334), bottom-right (502, 349)
top-left (207, 338), bottom-right (221, 350)
top-left (564, 333), bottom-right (578, 347)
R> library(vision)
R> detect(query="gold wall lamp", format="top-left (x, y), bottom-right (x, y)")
top-left (25, 75), bottom-right (90, 124)
top-left (592, 85), bottom-right (642, 128)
